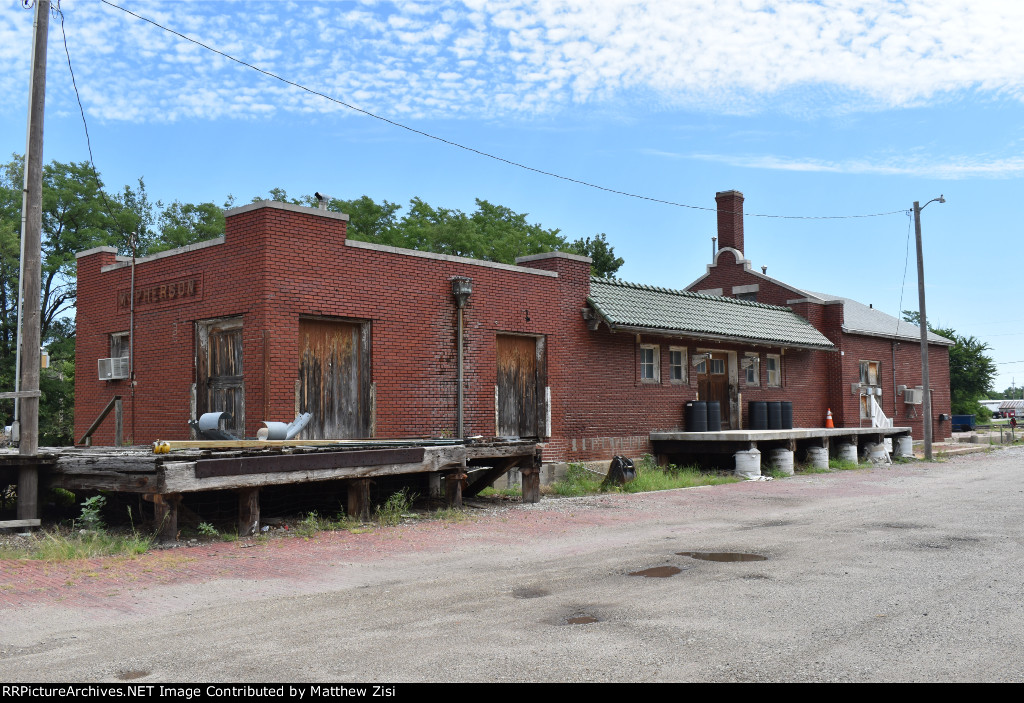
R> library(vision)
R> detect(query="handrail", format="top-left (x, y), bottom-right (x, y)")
top-left (78, 395), bottom-right (123, 446)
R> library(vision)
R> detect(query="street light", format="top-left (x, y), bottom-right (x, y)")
top-left (914, 195), bottom-right (945, 460)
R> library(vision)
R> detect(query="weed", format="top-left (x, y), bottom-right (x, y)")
top-left (375, 488), bottom-right (416, 526)
top-left (764, 466), bottom-right (790, 479)
top-left (434, 507), bottom-right (469, 522)
top-left (828, 458), bottom-right (861, 471)
top-left (78, 495), bottom-right (107, 532)
top-left (197, 522), bottom-right (219, 538)
top-left (622, 457), bottom-right (738, 492)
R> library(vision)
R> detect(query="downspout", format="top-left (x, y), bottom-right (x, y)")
top-left (891, 341), bottom-right (897, 420)
top-left (129, 231), bottom-right (136, 445)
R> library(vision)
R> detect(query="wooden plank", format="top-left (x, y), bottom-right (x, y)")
top-left (162, 445), bottom-right (466, 492)
top-left (195, 447), bottom-right (427, 478)
top-left (0, 519), bottom-right (41, 528)
top-left (463, 458), bottom-right (521, 498)
top-left (152, 438), bottom-right (462, 451)
top-left (0, 390), bottom-right (41, 399)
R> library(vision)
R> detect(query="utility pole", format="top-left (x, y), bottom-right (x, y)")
top-left (914, 195), bottom-right (945, 461)
top-left (17, 0), bottom-right (49, 519)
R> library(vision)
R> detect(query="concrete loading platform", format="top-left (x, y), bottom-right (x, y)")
top-left (650, 426), bottom-right (914, 477)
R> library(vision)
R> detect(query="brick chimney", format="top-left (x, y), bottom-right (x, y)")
top-left (715, 190), bottom-right (744, 256)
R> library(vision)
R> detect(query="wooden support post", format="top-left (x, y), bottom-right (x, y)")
top-left (347, 478), bottom-right (371, 521)
top-left (114, 399), bottom-right (123, 447)
top-left (238, 487), bottom-right (260, 537)
top-left (520, 467), bottom-right (540, 503)
top-left (446, 470), bottom-right (466, 508)
top-left (153, 493), bottom-right (180, 542)
top-left (16, 465), bottom-right (37, 521)
top-left (521, 447), bottom-right (543, 504)
top-left (428, 472), bottom-right (442, 498)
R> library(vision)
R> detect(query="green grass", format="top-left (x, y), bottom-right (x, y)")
top-left (828, 458), bottom-right (862, 471)
top-left (549, 457), bottom-right (738, 497)
top-left (796, 463), bottom-right (832, 474)
top-left (0, 527), bottom-right (154, 561)
top-left (433, 507), bottom-right (470, 522)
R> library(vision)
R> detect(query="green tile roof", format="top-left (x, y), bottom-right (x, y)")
top-left (587, 277), bottom-right (836, 350)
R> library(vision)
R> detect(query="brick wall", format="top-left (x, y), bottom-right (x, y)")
top-left (684, 227), bottom-right (952, 440)
top-left (75, 199), bottom-right (950, 463)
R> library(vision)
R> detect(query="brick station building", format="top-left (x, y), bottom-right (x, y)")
top-left (74, 193), bottom-right (951, 463)
top-left (685, 190), bottom-right (952, 442)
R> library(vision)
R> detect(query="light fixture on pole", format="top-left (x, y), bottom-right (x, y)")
top-left (451, 277), bottom-right (472, 438)
top-left (913, 195), bottom-right (945, 461)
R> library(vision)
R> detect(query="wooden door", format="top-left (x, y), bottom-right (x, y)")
top-left (496, 334), bottom-right (540, 438)
top-left (197, 318), bottom-right (245, 437)
top-left (697, 352), bottom-right (731, 427)
top-left (297, 319), bottom-right (370, 439)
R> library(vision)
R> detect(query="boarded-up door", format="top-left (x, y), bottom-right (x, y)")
top-left (697, 352), bottom-right (731, 427)
top-left (297, 319), bottom-right (370, 439)
top-left (197, 317), bottom-right (245, 437)
top-left (496, 334), bottom-right (541, 438)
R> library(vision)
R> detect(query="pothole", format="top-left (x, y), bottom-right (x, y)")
top-left (565, 615), bottom-right (600, 625)
top-left (629, 566), bottom-right (682, 578)
top-left (512, 586), bottom-right (550, 599)
top-left (677, 551), bottom-right (767, 562)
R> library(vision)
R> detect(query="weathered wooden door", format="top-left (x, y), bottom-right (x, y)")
top-left (297, 319), bottom-right (370, 439)
top-left (496, 334), bottom-right (542, 438)
top-left (197, 317), bottom-right (245, 437)
top-left (697, 352), bottom-right (731, 427)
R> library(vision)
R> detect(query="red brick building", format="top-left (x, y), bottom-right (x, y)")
top-left (74, 194), bottom-right (950, 464)
top-left (685, 190), bottom-right (952, 442)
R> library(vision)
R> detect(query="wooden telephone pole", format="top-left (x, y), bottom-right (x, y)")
top-left (13, 0), bottom-right (49, 520)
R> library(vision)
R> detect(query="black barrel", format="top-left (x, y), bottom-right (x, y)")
top-left (748, 401), bottom-right (767, 430)
top-left (767, 401), bottom-right (782, 430)
top-left (780, 401), bottom-right (793, 430)
top-left (706, 401), bottom-right (722, 432)
top-left (685, 401), bottom-right (708, 432)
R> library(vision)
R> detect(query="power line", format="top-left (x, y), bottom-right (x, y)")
top-left (99, 0), bottom-right (908, 222)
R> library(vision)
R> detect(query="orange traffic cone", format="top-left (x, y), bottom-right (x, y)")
top-left (825, 408), bottom-right (835, 428)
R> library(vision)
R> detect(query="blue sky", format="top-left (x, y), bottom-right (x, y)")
top-left (3, 0), bottom-right (1024, 392)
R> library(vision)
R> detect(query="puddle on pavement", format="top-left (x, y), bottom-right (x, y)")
top-left (116, 671), bottom-right (150, 681)
top-left (872, 522), bottom-right (927, 530)
top-left (565, 615), bottom-right (600, 625)
top-left (629, 566), bottom-right (682, 578)
top-left (677, 551), bottom-right (767, 562)
top-left (512, 586), bottom-right (550, 599)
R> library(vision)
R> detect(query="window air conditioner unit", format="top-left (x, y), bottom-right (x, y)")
top-left (98, 357), bottom-right (130, 381)
top-left (903, 388), bottom-right (923, 405)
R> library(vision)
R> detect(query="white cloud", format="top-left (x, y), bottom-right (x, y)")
top-left (683, 151), bottom-right (1024, 179)
top-left (2, 0), bottom-right (1023, 125)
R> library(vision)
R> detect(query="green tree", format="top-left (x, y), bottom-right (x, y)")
top-left (568, 233), bottom-right (624, 278)
top-left (902, 310), bottom-right (996, 416)
top-left (0, 155), bottom-right (120, 443)
top-left (154, 201), bottom-right (225, 253)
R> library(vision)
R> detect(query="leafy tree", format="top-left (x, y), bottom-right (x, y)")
top-left (0, 155), bottom-right (121, 443)
top-left (568, 233), bottom-right (624, 278)
top-left (154, 201), bottom-right (225, 253)
top-left (902, 310), bottom-right (996, 416)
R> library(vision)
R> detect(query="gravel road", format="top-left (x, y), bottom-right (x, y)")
top-left (2, 447), bottom-right (1023, 682)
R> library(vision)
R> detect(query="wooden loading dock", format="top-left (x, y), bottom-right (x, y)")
top-left (0, 438), bottom-right (540, 540)
top-left (650, 426), bottom-right (914, 473)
